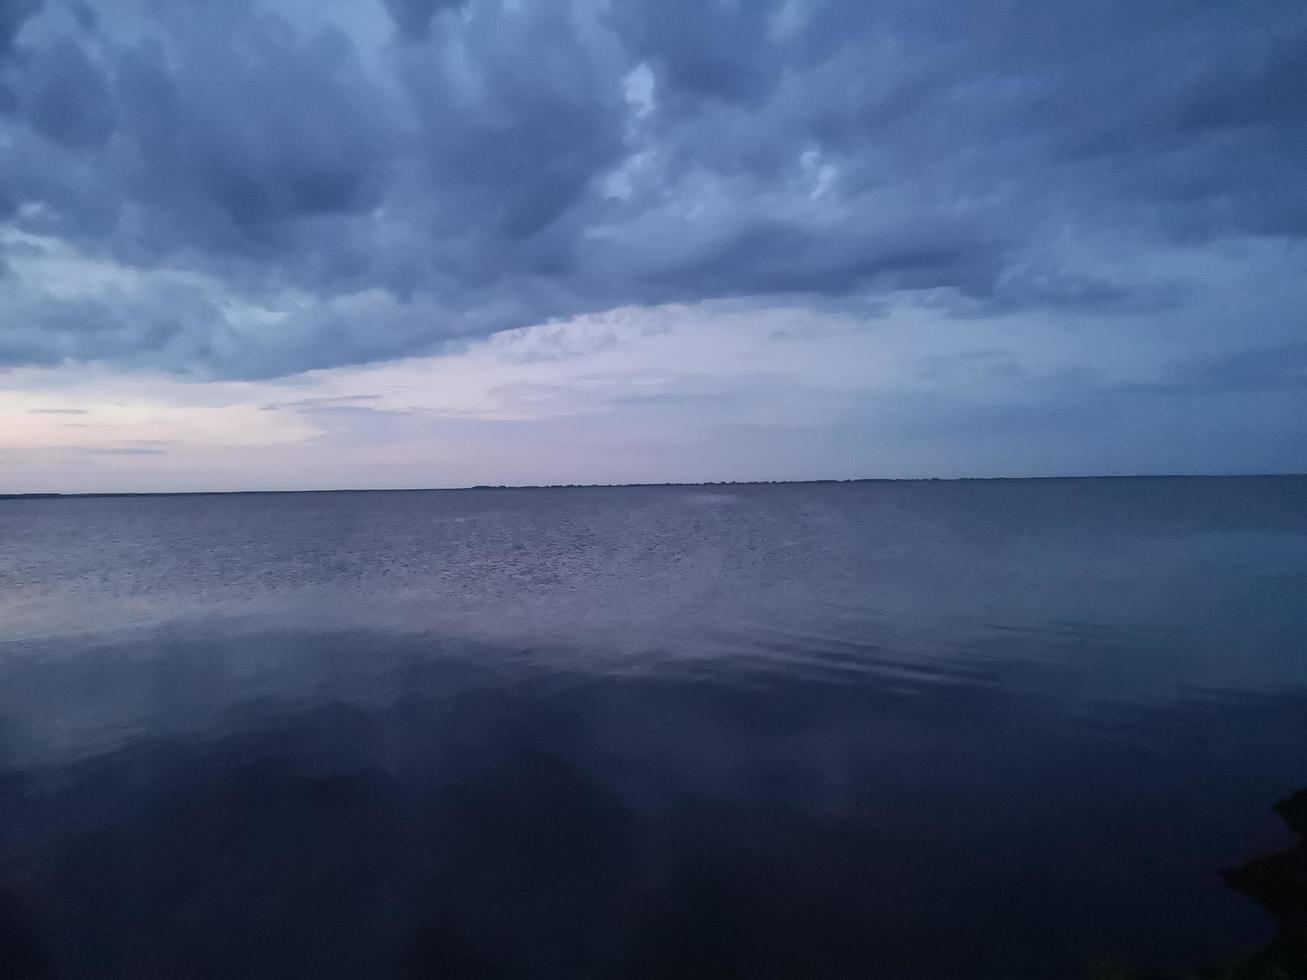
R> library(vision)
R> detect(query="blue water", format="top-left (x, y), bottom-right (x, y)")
top-left (1, 477), bottom-right (1305, 978)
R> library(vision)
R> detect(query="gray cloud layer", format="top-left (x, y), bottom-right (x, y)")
top-left (1, 0), bottom-right (1304, 378)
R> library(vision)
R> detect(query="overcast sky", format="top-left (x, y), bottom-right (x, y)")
top-left (2, 0), bottom-right (1305, 492)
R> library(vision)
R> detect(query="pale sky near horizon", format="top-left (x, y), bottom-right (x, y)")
top-left (2, 0), bottom-right (1305, 493)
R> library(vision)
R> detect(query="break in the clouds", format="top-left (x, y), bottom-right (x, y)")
top-left (0, 0), bottom-right (1302, 378)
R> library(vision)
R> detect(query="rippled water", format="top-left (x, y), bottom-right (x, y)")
top-left (1, 477), bottom-right (1305, 978)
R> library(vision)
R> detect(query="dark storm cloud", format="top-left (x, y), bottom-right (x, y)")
top-left (0, 0), bottom-right (42, 58)
top-left (0, 0), bottom-right (42, 112)
top-left (0, 0), bottom-right (1304, 378)
top-left (108, 5), bottom-right (392, 251)
top-left (383, 0), bottom-right (464, 42)
top-left (609, 0), bottom-right (788, 107)
top-left (20, 35), bottom-right (114, 149)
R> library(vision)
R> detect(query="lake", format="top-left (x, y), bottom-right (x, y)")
top-left (1, 477), bottom-right (1305, 978)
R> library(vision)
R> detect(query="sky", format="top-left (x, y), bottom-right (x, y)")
top-left (1, 0), bottom-right (1305, 492)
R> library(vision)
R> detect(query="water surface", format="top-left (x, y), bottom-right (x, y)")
top-left (1, 477), bottom-right (1305, 978)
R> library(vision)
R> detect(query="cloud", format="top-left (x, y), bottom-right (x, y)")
top-left (0, 0), bottom-right (1303, 379)
top-left (19, 35), bottom-right (114, 150)
top-left (914, 350), bottom-right (1023, 384)
top-left (1138, 343), bottom-right (1307, 396)
top-left (260, 394), bottom-right (383, 411)
top-left (26, 407), bottom-right (88, 414)
top-left (383, 0), bottom-right (465, 42)
top-left (0, 0), bottom-right (42, 60)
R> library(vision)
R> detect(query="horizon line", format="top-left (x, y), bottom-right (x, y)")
top-left (4, 471), bottom-right (1305, 501)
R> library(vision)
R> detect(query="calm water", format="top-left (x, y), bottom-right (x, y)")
top-left (1, 477), bottom-right (1305, 978)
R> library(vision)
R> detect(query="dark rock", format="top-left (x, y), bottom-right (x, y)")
top-left (1222, 788), bottom-right (1307, 972)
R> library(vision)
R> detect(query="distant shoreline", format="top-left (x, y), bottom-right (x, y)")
top-left (3, 472), bottom-right (1304, 501)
